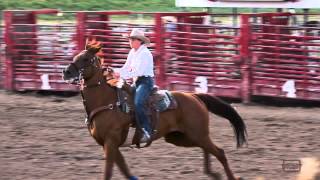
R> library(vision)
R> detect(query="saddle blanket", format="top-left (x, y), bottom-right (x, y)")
top-left (151, 90), bottom-right (176, 112)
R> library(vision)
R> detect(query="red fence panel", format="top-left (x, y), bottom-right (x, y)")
top-left (161, 14), bottom-right (242, 99)
top-left (246, 13), bottom-right (320, 101)
top-left (2, 10), bottom-right (320, 102)
top-left (3, 10), bottom-right (78, 91)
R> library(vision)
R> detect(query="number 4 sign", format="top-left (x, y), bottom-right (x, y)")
top-left (282, 80), bottom-right (296, 98)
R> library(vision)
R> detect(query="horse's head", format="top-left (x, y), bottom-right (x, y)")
top-left (62, 40), bottom-right (102, 83)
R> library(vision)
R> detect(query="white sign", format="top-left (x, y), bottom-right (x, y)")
top-left (41, 74), bottom-right (51, 90)
top-left (195, 76), bottom-right (208, 93)
top-left (176, 0), bottom-right (320, 9)
top-left (281, 80), bottom-right (296, 98)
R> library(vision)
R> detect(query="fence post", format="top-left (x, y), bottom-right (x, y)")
top-left (3, 11), bottom-right (13, 90)
top-left (76, 12), bottom-right (86, 52)
top-left (240, 14), bottom-right (252, 103)
top-left (0, 10), bottom-right (3, 89)
top-left (154, 13), bottom-right (166, 88)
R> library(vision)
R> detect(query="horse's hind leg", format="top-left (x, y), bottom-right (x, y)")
top-left (203, 150), bottom-right (222, 180)
top-left (200, 137), bottom-right (239, 180)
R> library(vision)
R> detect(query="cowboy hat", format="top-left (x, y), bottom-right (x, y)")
top-left (162, 16), bottom-right (176, 22)
top-left (128, 28), bottom-right (150, 45)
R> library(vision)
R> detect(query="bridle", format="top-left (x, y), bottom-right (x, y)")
top-left (68, 62), bottom-right (82, 85)
top-left (73, 55), bottom-right (118, 126)
top-left (70, 55), bottom-right (102, 86)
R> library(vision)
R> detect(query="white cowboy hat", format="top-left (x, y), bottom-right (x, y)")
top-left (128, 28), bottom-right (150, 45)
top-left (162, 16), bottom-right (176, 22)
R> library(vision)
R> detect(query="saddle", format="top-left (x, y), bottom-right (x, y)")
top-left (113, 81), bottom-right (178, 148)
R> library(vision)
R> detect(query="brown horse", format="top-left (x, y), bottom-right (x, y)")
top-left (62, 41), bottom-right (247, 180)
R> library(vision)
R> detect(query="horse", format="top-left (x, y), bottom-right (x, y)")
top-left (62, 40), bottom-right (247, 180)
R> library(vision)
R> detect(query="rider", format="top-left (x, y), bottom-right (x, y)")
top-left (114, 28), bottom-right (154, 143)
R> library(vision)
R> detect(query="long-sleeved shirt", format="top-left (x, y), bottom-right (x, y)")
top-left (115, 45), bottom-right (154, 79)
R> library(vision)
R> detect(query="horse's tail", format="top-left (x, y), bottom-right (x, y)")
top-left (193, 93), bottom-right (247, 148)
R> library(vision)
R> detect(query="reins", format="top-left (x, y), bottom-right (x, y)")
top-left (79, 56), bottom-right (118, 127)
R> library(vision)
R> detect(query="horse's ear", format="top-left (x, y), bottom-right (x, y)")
top-left (85, 37), bottom-right (97, 50)
top-left (85, 38), bottom-right (89, 50)
top-left (86, 39), bottom-right (102, 55)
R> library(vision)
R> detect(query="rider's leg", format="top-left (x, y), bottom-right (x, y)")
top-left (134, 77), bottom-right (154, 136)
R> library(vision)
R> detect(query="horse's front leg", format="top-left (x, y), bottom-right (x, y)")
top-left (104, 140), bottom-right (137, 180)
top-left (103, 141), bottom-right (117, 180)
top-left (115, 149), bottom-right (138, 180)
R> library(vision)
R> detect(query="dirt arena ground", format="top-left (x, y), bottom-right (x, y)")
top-left (0, 90), bottom-right (319, 180)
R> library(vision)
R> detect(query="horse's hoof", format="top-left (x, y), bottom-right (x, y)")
top-left (129, 176), bottom-right (138, 180)
top-left (208, 172), bottom-right (222, 180)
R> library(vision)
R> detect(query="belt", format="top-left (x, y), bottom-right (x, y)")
top-left (137, 76), bottom-right (153, 79)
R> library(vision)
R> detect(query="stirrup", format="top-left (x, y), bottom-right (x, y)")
top-left (139, 128), bottom-right (152, 148)
top-left (140, 134), bottom-right (150, 143)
